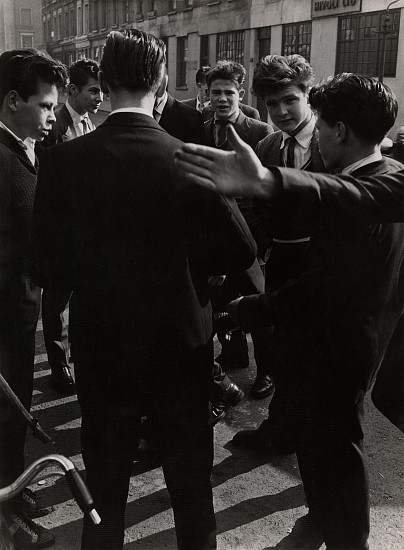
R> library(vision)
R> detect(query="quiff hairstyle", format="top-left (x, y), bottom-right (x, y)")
top-left (206, 61), bottom-right (246, 89)
top-left (0, 48), bottom-right (67, 105)
top-left (252, 54), bottom-right (314, 99)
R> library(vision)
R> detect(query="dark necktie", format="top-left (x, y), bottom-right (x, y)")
top-left (80, 117), bottom-right (89, 135)
top-left (216, 120), bottom-right (229, 147)
top-left (285, 136), bottom-right (296, 168)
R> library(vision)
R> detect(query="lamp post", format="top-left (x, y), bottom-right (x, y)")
top-left (378, 0), bottom-right (400, 83)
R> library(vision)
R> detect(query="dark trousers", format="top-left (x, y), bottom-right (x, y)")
top-left (0, 276), bottom-right (40, 495)
top-left (296, 395), bottom-right (370, 550)
top-left (41, 287), bottom-right (71, 368)
top-left (76, 339), bottom-right (217, 550)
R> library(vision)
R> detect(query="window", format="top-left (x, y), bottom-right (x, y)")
top-left (21, 33), bottom-right (34, 48)
top-left (124, 0), bottom-right (130, 22)
top-left (176, 36), bottom-right (188, 87)
top-left (53, 13), bottom-right (57, 39)
top-left (336, 9), bottom-right (400, 78)
top-left (77, 6), bottom-right (83, 35)
top-left (200, 35), bottom-right (209, 67)
top-left (282, 21), bottom-right (312, 61)
top-left (112, 0), bottom-right (118, 25)
top-left (101, 0), bottom-right (107, 28)
top-left (169, 0), bottom-right (177, 12)
top-left (58, 10), bottom-right (62, 38)
top-left (161, 36), bottom-right (168, 66)
top-left (70, 6), bottom-right (75, 36)
top-left (21, 8), bottom-right (32, 26)
top-left (217, 31), bottom-right (245, 65)
top-left (83, 3), bottom-right (89, 33)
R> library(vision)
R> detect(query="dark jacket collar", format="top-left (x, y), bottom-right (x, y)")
top-left (98, 111), bottom-right (164, 131)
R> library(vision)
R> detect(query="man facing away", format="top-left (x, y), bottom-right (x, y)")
top-left (33, 30), bottom-right (256, 550)
top-left (177, 74), bottom-right (404, 550)
top-left (40, 59), bottom-right (103, 395)
top-left (0, 48), bottom-right (67, 550)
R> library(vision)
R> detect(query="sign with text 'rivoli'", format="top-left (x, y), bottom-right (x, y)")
top-left (311, 0), bottom-right (362, 18)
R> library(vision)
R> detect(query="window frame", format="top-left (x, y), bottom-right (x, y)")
top-left (282, 21), bottom-right (312, 62)
top-left (336, 9), bottom-right (401, 78)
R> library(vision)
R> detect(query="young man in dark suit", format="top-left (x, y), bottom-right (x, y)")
top-left (154, 70), bottom-right (206, 145)
top-left (181, 66), bottom-right (210, 113)
top-left (0, 48), bottom-right (67, 550)
top-left (175, 74), bottom-right (404, 550)
top-left (33, 30), bottom-right (256, 550)
top-left (232, 54), bottom-right (325, 450)
top-left (40, 59), bottom-right (103, 395)
top-left (204, 60), bottom-right (274, 399)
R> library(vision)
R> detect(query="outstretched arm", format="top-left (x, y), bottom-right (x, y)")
top-left (175, 124), bottom-right (404, 224)
top-left (174, 125), bottom-right (280, 199)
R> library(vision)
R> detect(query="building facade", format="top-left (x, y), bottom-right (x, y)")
top-left (41, 0), bottom-right (404, 134)
top-left (0, 0), bottom-right (43, 53)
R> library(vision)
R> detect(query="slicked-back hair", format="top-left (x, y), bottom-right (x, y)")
top-left (100, 30), bottom-right (166, 93)
top-left (206, 61), bottom-right (246, 89)
top-left (196, 66), bottom-right (210, 85)
top-left (309, 73), bottom-right (398, 145)
top-left (252, 54), bottom-right (314, 99)
top-left (69, 58), bottom-right (100, 89)
top-left (0, 48), bottom-right (68, 105)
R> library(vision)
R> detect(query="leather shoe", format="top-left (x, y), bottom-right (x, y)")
top-left (250, 374), bottom-right (275, 400)
top-left (50, 363), bottom-right (75, 395)
top-left (232, 429), bottom-right (295, 454)
top-left (209, 382), bottom-right (244, 425)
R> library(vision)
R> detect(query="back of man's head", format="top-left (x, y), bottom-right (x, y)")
top-left (69, 59), bottom-right (100, 89)
top-left (309, 74), bottom-right (398, 145)
top-left (206, 61), bottom-right (246, 89)
top-left (100, 30), bottom-right (166, 94)
top-left (252, 54), bottom-right (314, 99)
top-left (196, 66), bottom-right (210, 86)
top-left (0, 48), bottom-right (67, 106)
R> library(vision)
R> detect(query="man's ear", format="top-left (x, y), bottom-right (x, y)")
top-left (336, 121), bottom-right (347, 143)
top-left (98, 71), bottom-right (109, 95)
top-left (69, 83), bottom-right (79, 97)
top-left (238, 88), bottom-right (245, 102)
top-left (156, 72), bottom-right (168, 99)
top-left (7, 90), bottom-right (19, 112)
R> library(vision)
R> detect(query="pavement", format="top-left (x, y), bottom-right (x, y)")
top-left (25, 317), bottom-right (404, 550)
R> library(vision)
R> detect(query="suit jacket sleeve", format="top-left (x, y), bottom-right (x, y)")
top-left (205, 194), bottom-right (257, 275)
top-left (273, 166), bottom-right (404, 224)
top-left (32, 147), bottom-right (74, 290)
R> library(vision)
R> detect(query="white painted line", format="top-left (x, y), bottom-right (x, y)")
top-left (31, 394), bottom-right (77, 411)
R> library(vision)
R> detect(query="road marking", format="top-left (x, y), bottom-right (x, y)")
top-left (31, 394), bottom-right (77, 411)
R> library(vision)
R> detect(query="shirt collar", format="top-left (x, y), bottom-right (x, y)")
top-left (281, 113), bottom-right (316, 150)
top-left (213, 108), bottom-right (240, 125)
top-left (342, 149), bottom-right (383, 175)
top-left (196, 97), bottom-right (209, 112)
top-left (66, 100), bottom-right (87, 124)
top-left (109, 107), bottom-right (154, 119)
top-left (154, 91), bottom-right (168, 116)
top-left (0, 120), bottom-right (28, 150)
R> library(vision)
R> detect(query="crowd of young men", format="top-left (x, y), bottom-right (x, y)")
top-left (1, 27), bottom-right (403, 550)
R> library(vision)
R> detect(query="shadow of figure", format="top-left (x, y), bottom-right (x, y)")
top-left (124, 485), bottom-right (307, 549)
top-left (262, 513), bottom-right (324, 550)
